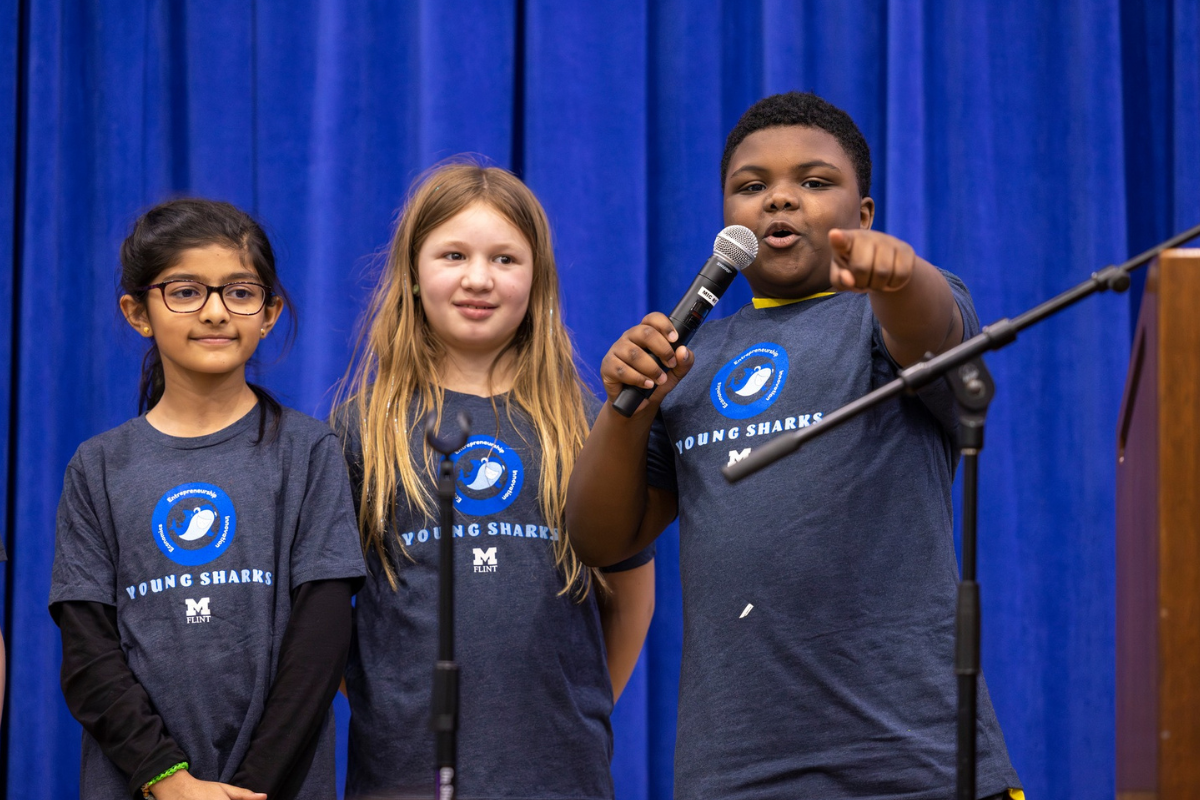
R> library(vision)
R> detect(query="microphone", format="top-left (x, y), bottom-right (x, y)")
top-left (612, 225), bottom-right (758, 417)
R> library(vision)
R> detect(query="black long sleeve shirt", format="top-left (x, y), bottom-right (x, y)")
top-left (53, 579), bottom-right (354, 800)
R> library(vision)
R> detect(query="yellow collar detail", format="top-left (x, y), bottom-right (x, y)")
top-left (751, 291), bottom-right (836, 309)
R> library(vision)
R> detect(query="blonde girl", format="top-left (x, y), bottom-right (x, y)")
top-left (338, 163), bottom-right (655, 800)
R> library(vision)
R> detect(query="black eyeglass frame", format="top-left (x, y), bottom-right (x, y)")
top-left (139, 280), bottom-right (275, 316)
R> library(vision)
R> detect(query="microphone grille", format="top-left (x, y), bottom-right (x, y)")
top-left (714, 225), bottom-right (758, 271)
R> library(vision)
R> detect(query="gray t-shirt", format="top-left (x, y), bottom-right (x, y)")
top-left (339, 391), bottom-right (652, 800)
top-left (50, 406), bottom-right (366, 799)
top-left (647, 275), bottom-right (1020, 799)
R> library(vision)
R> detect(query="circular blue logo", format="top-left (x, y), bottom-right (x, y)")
top-left (710, 343), bottom-right (789, 419)
top-left (151, 482), bottom-right (237, 566)
top-left (453, 436), bottom-right (524, 517)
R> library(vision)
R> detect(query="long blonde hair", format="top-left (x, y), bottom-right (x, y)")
top-left (340, 162), bottom-right (594, 597)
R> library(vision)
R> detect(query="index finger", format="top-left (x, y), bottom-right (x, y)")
top-left (622, 321), bottom-right (680, 369)
top-left (640, 311), bottom-right (680, 343)
top-left (828, 228), bottom-right (856, 260)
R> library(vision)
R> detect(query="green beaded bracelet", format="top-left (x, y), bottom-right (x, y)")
top-left (141, 762), bottom-right (189, 798)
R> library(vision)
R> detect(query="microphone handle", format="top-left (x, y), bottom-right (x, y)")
top-left (612, 258), bottom-right (736, 417)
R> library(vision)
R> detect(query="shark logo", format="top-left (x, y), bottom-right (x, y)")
top-left (172, 506), bottom-right (218, 542)
top-left (710, 343), bottom-right (789, 419)
top-left (152, 483), bottom-right (237, 567)
top-left (453, 436), bottom-right (524, 517)
top-left (731, 365), bottom-right (773, 397)
top-left (463, 459), bottom-right (505, 491)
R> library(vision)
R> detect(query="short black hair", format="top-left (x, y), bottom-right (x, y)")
top-left (721, 92), bottom-right (872, 198)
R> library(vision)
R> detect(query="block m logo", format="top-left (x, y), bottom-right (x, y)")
top-left (727, 448), bottom-right (752, 468)
top-left (185, 598), bottom-right (210, 617)
top-left (472, 548), bottom-right (497, 567)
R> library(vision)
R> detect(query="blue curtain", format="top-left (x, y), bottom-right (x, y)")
top-left (2, 1), bottom-right (1197, 798)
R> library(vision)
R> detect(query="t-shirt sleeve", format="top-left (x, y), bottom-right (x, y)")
top-left (946, 269), bottom-right (982, 340)
top-left (583, 388), bottom-right (603, 425)
top-left (329, 403), bottom-right (365, 507)
top-left (645, 412), bottom-right (678, 494)
top-left (289, 432), bottom-right (367, 590)
top-left (871, 268), bottom-right (982, 436)
top-left (50, 454), bottom-right (118, 607)
top-left (919, 270), bottom-right (981, 433)
top-left (599, 542), bottom-right (655, 573)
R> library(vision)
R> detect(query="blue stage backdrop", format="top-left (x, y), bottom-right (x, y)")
top-left (2, 1), bottom-right (1197, 798)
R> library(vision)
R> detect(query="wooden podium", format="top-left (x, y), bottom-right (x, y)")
top-left (1116, 249), bottom-right (1200, 800)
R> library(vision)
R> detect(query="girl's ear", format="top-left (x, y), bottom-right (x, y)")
top-left (119, 294), bottom-right (154, 337)
top-left (259, 295), bottom-right (284, 336)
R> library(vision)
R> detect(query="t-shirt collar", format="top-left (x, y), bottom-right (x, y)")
top-left (750, 291), bottom-right (837, 309)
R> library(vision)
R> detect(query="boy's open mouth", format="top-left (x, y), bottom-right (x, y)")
top-left (763, 222), bottom-right (799, 248)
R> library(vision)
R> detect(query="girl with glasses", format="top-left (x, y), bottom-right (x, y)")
top-left (50, 198), bottom-right (365, 800)
top-left (335, 162), bottom-right (656, 800)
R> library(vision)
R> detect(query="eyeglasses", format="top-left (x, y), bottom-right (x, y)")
top-left (141, 280), bottom-right (273, 315)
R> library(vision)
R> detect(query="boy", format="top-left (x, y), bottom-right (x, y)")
top-left (566, 93), bottom-right (1021, 799)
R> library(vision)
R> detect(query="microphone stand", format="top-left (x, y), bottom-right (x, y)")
top-left (425, 411), bottom-right (471, 800)
top-left (722, 222), bottom-right (1200, 799)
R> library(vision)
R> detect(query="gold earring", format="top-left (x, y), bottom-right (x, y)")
top-left (142, 326), bottom-right (151, 335)
top-left (260, 328), bottom-right (267, 338)
top-left (412, 283), bottom-right (420, 297)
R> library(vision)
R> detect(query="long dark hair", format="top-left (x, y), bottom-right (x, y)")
top-left (120, 198), bottom-right (294, 440)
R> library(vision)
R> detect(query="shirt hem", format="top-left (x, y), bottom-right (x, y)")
top-left (48, 589), bottom-right (117, 608)
top-left (291, 565), bottom-right (367, 590)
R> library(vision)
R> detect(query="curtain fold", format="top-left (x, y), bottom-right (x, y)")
top-left (0, 1), bottom-right (21, 781)
top-left (3, 2), bottom-right (1194, 798)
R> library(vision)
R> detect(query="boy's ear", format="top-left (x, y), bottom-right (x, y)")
top-left (859, 197), bottom-right (875, 230)
top-left (119, 294), bottom-right (154, 337)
